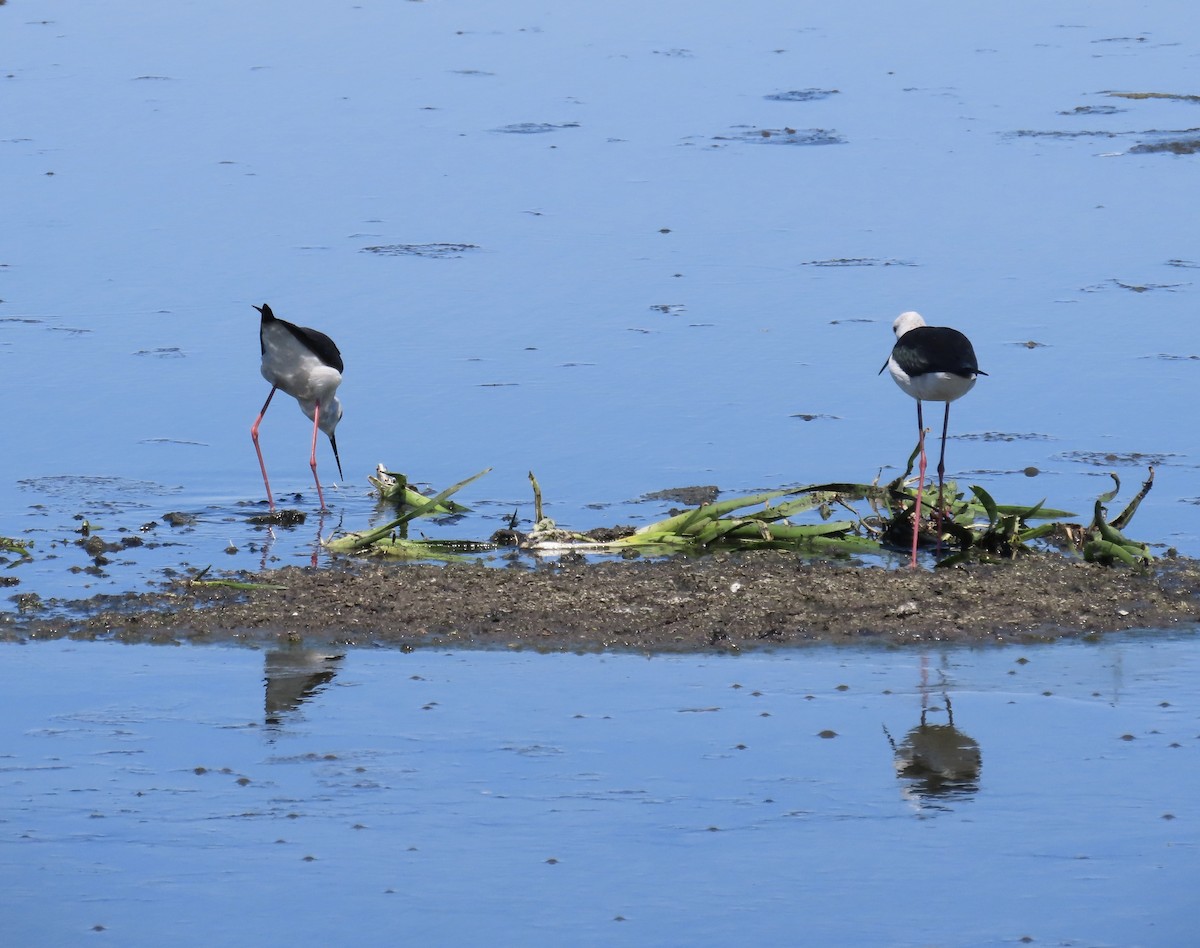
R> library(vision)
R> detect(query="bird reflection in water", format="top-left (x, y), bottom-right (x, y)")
top-left (884, 655), bottom-right (982, 810)
top-left (264, 648), bottom-right (344, 727)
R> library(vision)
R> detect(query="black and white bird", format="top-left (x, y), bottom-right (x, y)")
top-left (250, 303), bottom-right (344, 512)
top-left (880, 311), bottom-right (985, 566)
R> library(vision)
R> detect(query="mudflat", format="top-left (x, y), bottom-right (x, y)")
top-left (8, 553), bottom-right (1199, 651)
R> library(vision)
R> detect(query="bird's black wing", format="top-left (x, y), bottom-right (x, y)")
top-left (286, 323), bottom-right (344, 373)
top-left (255, 303), bottom-right (344, 372)
top-left (894, 326), bottom-right (979, 378)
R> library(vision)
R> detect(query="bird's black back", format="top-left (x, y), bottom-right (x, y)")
top-left (256, 303), bottom-right (344, 373)
top-left (893, 326), bottom-right (981, 379)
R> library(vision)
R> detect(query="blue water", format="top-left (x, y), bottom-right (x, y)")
top-left (1, 637), bottom-right (1196, 947)
top-left (3, 7), bottom-right (1198, 942)
top-left (2, 0), bottom-right (1198, 601)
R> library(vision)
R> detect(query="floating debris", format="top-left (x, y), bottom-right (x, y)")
top-left (1129, 138), bottom-right (1200, 155)
top-left (1104, 91), bottom-right (1200, 103)
top-left (955, 432), bottom-right (1054, 443)
top-left (714, 126), bottom-right (845, 146)
top-left (640, 486), bottom-right (720, 506)
top-left (360, 243), bottom-right (480, 258)
top-left (1008, 129), bottom-right (1124, 140)
top-left (17, 475), bottom-right (179, 500)
top-left (1060, 450), bottom-right (1178, 467)
top-left (490, 122), bottom-right (580, 134)
top-left (1081, 278), bottom-right (1188, 293)
top-left (1059, 105), bottom-right (1125, 116)
top-left (764, 89), bottom-right (839, 102)
top-left (800, 257), bottom-right (915, 267)
top-left (1008, 123), bottom-right (1200, 156)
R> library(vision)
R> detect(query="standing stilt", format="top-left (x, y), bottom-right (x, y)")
top-left (881, 311), bottom-right (985, 567)
top-left (251, 303), bottom-right (345, 513)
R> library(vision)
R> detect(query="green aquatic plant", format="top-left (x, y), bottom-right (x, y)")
top-left (1082, 470), bottom-right (1154, 565)
top-left (1, 536), bottom-right (33, 565)
top-left (185, 566), bottom-right (286, 591)
top-left (324, 461), bottom-right (1157, 568)
top-left (521, 481), bottom-right (886, 557)
top-left (931, 486), bottom-right (1072, 567)
top-left (325, 468), bottom-right (492, 557)
top-left (368, 465), bottom-right (472, 515)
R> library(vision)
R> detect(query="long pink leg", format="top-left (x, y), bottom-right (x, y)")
top-left (911, 401), bottom-right (926, 568)
top-left (934, 403), bottom-right (951, 555)
top-left (310, 401), bottom-right (328, 512)
top-left (251, 387), bottom-right (279, 511)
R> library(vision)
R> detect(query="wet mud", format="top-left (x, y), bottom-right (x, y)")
top-left (6, 554), bottom-right (1199, 652)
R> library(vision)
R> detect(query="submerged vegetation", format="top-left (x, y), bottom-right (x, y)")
top-left (321, 455), bottom-right (1158, 569)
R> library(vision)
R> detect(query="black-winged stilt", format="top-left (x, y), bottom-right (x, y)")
top-left (880, 311), bottom-right (985, 566)
top-left (250, 303), bottom-right (344, 512)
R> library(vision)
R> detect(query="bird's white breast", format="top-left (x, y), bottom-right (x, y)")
top-left (889, 362), bottom-right (977, 403)
top-left (260, 322), bottom-right (343, 404)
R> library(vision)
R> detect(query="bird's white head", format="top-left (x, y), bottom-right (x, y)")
top-left (893, 311), bottom-right (926, 339)
top-left (317, 395), bottom-right (343, 438)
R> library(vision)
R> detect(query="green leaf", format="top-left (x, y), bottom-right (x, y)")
top-left (970, 484), bottom-right (1000, 529)
top-left (1096, 473), bottom-right (1122, 505)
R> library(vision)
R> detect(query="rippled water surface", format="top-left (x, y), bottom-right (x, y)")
top-left (2, 0), bottom-right (1199, 600)
top-left (2, 637), bottom-right (1197, 946)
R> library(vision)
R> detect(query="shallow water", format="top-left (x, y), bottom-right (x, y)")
top-left (3, 1), bottom-right (1199, 602)
top-left (1, 636), bottom-right (1196, 946)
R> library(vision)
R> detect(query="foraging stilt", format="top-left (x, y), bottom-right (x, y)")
top-left (251, 303), bottom-right (345, 512)
top-left (880, 311), bottom-right (985, 566)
